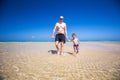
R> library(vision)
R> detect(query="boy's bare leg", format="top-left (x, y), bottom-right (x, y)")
top-left (73, 48), bottom-right (76, 56)
top-left (76, 50), bottom-right (79, 54)
top-left (76, 47), bottom-right (79, 54)
top-left (55, 41), bottom-right (60, 54)
top-left (76, 50), bottom-right (80, 57)
top-left (60, 42), bottom-right (64, 55)
top-left (73, 48), bottom-right (75, 55)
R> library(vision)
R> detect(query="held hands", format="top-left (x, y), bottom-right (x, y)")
top-left (66, 36), bottom-right (71, 42)
top-left (66, 36), bottom-right (72, 42)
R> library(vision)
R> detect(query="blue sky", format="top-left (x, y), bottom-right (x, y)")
top-left (0, 0), bottom-right (120, 41)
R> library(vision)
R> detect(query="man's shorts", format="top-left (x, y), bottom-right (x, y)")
top-left (55, 34), bottom-right (66, 43)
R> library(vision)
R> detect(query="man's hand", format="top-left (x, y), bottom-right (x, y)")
top-left (66, 36), bottom-right (68, 40)
top-left (52, 35), bottom-right (54, 38)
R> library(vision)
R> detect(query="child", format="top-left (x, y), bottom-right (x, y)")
top-left (72, 33), bottom-right (80, 55)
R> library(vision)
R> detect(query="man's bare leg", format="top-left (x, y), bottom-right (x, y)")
top-left (55, 41), bottom-right (60, 54)
top-left (60, 42), bottom-right (64, 55)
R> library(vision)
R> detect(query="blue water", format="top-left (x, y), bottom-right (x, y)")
top-left (0, 40), bottom-right (120, 43)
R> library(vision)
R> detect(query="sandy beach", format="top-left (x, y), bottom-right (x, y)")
top-left (0, 42), bottom-right (120, 80)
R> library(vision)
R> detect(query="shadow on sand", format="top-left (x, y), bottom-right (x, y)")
top-left (65, 52), bottom-right (73, 55)
top-left (0, 75), bottom-right (4, 80)
top-left (48, 50), bottom-right (57, 54)
top-left (48, 50), bottom-right (74, 56)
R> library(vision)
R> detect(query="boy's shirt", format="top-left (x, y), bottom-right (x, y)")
top-left (72, 38), bottom-right (80, 45)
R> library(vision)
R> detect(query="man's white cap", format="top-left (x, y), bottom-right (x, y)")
top-left (60, 16), bottom-right (64, 19)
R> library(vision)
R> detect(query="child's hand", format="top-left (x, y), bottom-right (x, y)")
top-left (68, 39), bottom-right (71, 42)
top-left (67, 39), bottom-right (71, 42)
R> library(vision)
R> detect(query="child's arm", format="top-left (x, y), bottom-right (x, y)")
top-left (78, 39), bottom-right (80, 44)
top-left (67, 38), bottom-right (72, 42)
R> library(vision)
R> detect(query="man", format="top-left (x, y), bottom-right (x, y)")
top-left (52, 16), bottom-right (68, 55)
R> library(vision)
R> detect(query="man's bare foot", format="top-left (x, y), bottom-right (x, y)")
top-left (59, 51), bottom-right (65, 56)
top-left (57, 50), bottom-right (60, 55)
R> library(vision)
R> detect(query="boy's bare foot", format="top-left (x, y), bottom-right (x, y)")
top-left (76, 51), bottom-right (79, 54)
top-left (73, 52), bottom-right (76, 56)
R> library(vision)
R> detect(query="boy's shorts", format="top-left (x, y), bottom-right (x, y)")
top-left (55, 34), bottom-right (66, 43)
top-left (73, 44), bottom-right (79, 50)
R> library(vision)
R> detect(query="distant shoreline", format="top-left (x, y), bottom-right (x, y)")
top-left (0, 40), bottom-right (120, 43)
top-left (1, 40), bottom-right (120, 42)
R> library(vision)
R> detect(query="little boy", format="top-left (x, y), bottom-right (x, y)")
top-left (72, 33), bottom-right (80, 55)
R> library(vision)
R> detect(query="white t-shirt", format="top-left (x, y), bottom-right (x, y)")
top-left (55, 22), bottom-right (66, 29)
top-left (55, 22), bottom-right (66, 34)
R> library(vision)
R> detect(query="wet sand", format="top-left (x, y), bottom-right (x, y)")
top-left (0, 42), bottom-right (120, 80)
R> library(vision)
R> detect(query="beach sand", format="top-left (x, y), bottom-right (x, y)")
top-left (0, 42), bottom-right (120, 80)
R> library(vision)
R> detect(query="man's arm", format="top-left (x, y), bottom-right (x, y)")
top-left (52, 26), bottom-right (56, 38)
top-left (64, 25), bottom-right (68, 39)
